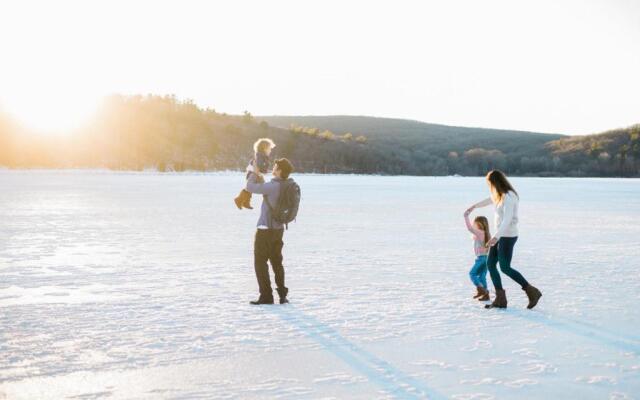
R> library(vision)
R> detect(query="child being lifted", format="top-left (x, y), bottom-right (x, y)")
top-left (234, 138), bottom-right (275, 210)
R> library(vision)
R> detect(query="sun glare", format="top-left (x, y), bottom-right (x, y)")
top-left (3, 94), bottom-right (98, 135)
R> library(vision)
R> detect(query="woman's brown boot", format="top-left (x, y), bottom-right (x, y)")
top-left (523, 285), bottom-right (542, 309)
top-left (485, 289), bottom-right (507, 309)
top-left (477, 287), bottom-right (490, 301)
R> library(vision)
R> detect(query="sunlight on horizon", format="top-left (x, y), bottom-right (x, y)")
top-left (1, 94), bottom-right (99, 135)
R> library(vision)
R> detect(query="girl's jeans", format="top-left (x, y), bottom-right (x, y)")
top-left (469, 255), bottom-right (488, 289)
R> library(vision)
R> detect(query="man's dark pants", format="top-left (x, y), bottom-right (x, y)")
top-left (254, 228), bottom-right (287, 300)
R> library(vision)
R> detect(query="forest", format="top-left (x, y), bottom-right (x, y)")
top-left (0, 94), bottom-right (638, 177)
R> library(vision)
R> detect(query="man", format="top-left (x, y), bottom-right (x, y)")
top-left (245, 158), bottom-right (294, 305)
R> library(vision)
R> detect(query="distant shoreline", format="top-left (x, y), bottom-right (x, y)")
top-left (1, 167), bottom-right (638, 179)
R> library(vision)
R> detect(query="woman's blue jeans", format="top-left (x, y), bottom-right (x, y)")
top-left (487, 236), bottom-right (529, 290)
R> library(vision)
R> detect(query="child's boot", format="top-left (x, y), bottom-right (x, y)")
top-left (234, 189), bottom-right (252, 210)
top-left (242, 190), bottom-right (253, 209)
top-left (473, 286), bottom-right (484, 299)
top-left (477, 286), bottom-right (490, 301)
top-left (234, 194), bottom-right (243, 209)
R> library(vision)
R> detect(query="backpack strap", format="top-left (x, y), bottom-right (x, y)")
top-left (263, 179), bottom-right (285, 229)
top-left (280, 179), bottom-right (292, 230)
top-left (263, 193), bottom-right (274, 229)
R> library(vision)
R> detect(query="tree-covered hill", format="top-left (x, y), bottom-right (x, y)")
top-left (1, 95), bottom-right (638, 176)
top-left (546, 124), bottom-right (640, 176)
top-left (0, 95), bottom-right (374, 173)
top-left (261, 115), bottom-right (640, 177)
top-left (261, 115), bottom-right (566, 173)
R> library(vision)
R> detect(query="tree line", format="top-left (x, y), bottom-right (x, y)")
top-left (545, 125), bottom-right (640, 177)
top-left (0, 94), bottom-right (638, 176)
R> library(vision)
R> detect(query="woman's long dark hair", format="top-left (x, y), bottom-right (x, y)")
top-left (486, 170), bottom-right (518, 203)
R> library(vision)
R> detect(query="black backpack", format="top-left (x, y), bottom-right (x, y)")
top-left (265, 178), bottom-right (301, 229)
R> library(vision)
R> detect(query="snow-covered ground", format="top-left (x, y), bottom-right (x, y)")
top-left (1, 170), bottom-right (639, 400)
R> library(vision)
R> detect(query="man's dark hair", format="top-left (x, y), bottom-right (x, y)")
top-left (275, 158), bottom-right (294, 179)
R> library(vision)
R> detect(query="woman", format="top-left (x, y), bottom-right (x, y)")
top-left (467, 170), bottom-right (542, 309)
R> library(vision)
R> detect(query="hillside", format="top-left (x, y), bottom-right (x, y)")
top-left (261, 115), bottom-right (564, 155)
top-left (261, 115), bottom-right (640, 177)
top-left (1, 95), bottom-right (638, 176)
top-left (0, 96), bottom-right (373, 174)
top-left (261, 115), bottom-right (567, 175)
top-left (547, 124), bottom-right (640, 176)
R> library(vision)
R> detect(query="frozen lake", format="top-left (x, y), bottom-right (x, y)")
top-left (1, 170), bottom-right (639, 399)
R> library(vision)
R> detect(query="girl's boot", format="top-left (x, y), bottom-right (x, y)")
top-left (243, 190), bottom-right (253, 209)
top-left (477, 286), bottom-right (490, 301)
top-left (234, 189), bottom-right (253, 210)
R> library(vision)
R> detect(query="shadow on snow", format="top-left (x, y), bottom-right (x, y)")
top-left (271, 305), bottom-right (447, 400)
top-left (507, 309), bottom-right (640, 354)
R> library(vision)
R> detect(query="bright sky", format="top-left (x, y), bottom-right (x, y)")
top-left (0, 0), bottom-right (638, 134)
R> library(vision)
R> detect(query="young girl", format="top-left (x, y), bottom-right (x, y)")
top-left (234, 138), bottom-right (275, 210)
top-left (464, 210), bottom-right (491, 301)
top-left (468, 170), bottom-right (542, 309)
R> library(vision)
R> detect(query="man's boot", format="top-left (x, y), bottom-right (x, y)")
top-left (277, 288), bottom-right (289, 304)
top-left (250, 294), bottom-right (274, 305)
top-left (485, 289), bottom-right (507, 309)
top-left (523, 285), bottom-right (542, 309)
top-left (477, 286), bottom-right (490, 301)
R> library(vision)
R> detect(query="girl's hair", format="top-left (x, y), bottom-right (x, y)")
top-left (474, 216), bottom-right (491, 246)
top-left (486, 169), bottom-right (518, 203)
top-left (254, 138), bottom-right (276, 154)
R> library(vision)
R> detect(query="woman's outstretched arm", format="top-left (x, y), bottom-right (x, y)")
top-left (470, 197), bottom-right (493, 209)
